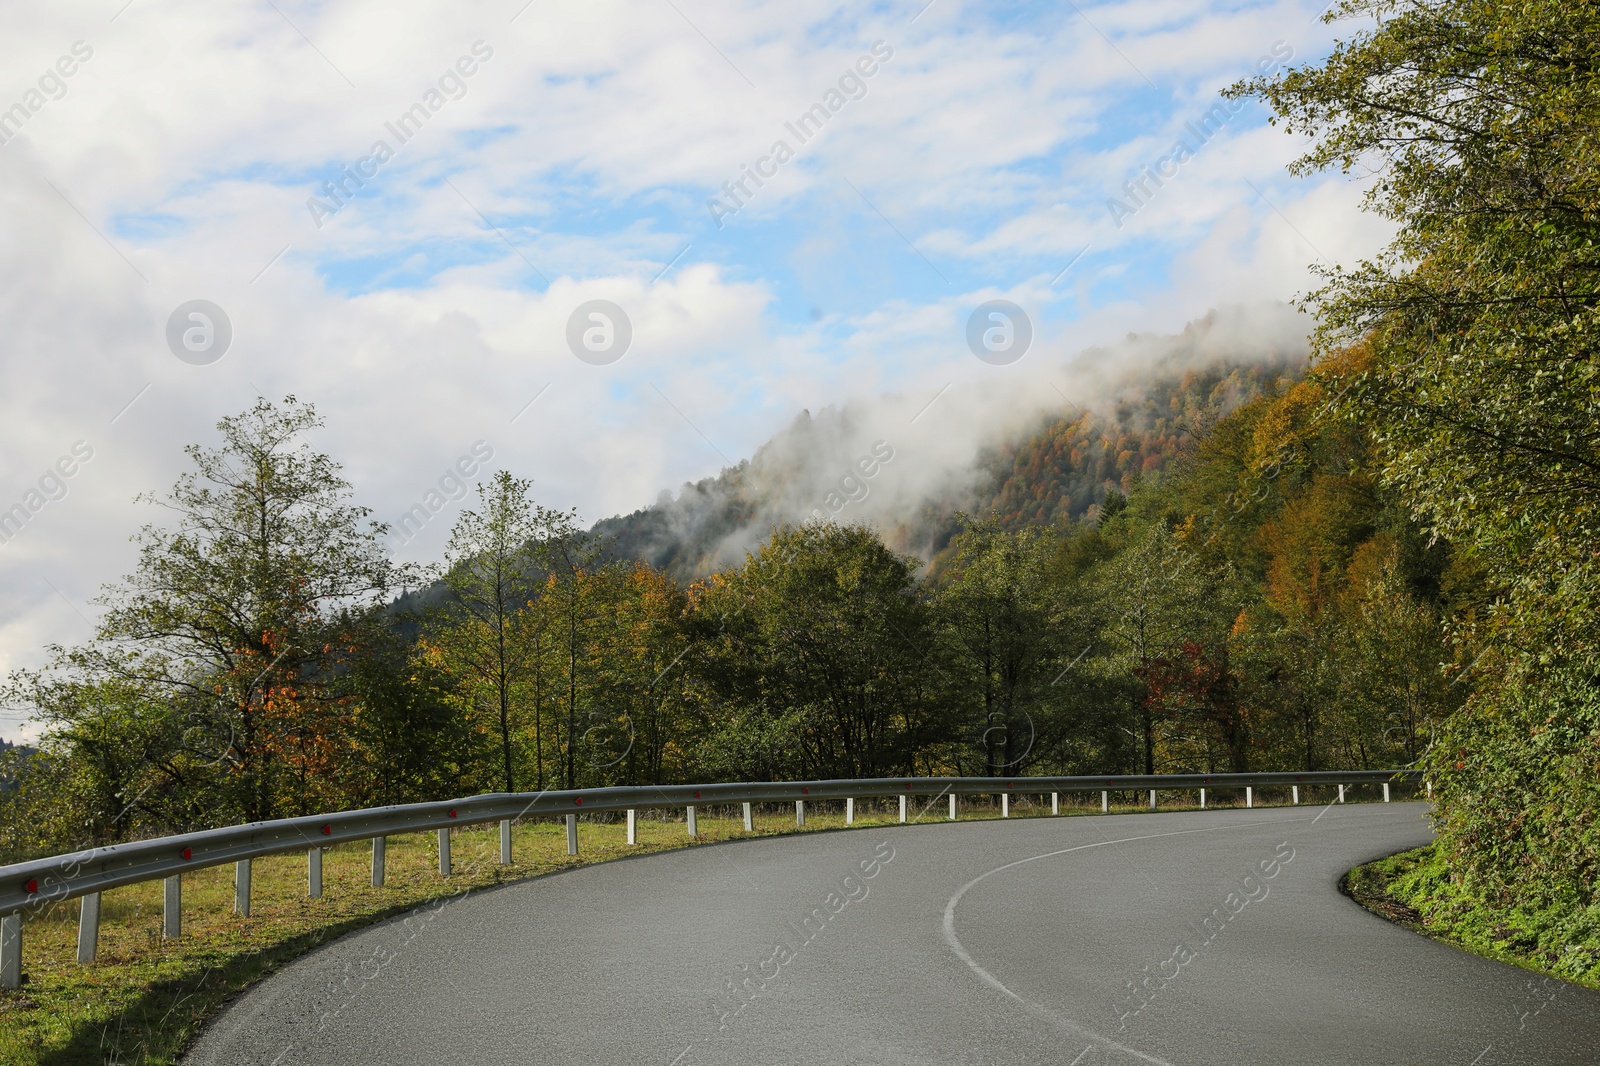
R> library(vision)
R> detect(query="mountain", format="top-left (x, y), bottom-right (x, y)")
top-left (595, 311), bottom-right (1307, 580)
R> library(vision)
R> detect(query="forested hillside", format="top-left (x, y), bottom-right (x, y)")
top-left (598, 355), bottom-right (1296, 580)
top-left (949, 360), bottom-right (1278, 550)
top-left (0, 365), bottom-right (1467, 862)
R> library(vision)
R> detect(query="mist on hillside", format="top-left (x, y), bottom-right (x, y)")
top-left (595, 303), bottom-right (1312, 579)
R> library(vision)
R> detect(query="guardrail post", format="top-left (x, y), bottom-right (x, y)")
top-left (500, 819), bottom-right (513, 864)
top-left (846, 798), bottom-right (854, 825)
top-left (371, 839), bottom-right (385, 888)
top-left (1383, 782), bottom-right (1391, 803)
top-left (1200, 788), bottom-right (1206, 809)
top-left (1001, 793), bottom-right (1010, 818)
top-left (1148, 790), bottom-right (1156, 810)
top-left (1338, 784), bottom-right (1345, 804)
top-left (565, 813), bottom-right (578, 855)
top-left (949, 793), bottom-right (957, 820)
top-left (796, 800), bottom-right (806, 827)
top-left (742, 802), bottom-right (752, 832)
top-left (898, 795), bottom-right (907, 823)
top-left (0, 912), bottom-right (19, 989)
top-left (627, 808), bottom-right (638, 845)
top-left (1245, 786), bottom-right (1253, 809)
top-left (686, 805), bottom-right (698, 837)
top-left (1291, 786), bottom-right (1299, 805)
top-left (308, 847), bottom-right (323, 898)
top-left (235, 859), bottom-right (252, 915)
top-left (438, 828), bottom-right (452, 876)
top-left (1101, 790), bottom-right (1108, 813)
top-left (163, 874), bottom-right (181, 939)
top-left (76, 892), bottom-right (100, 964)
top-left (1051, 792), bottom-right (1059, 815)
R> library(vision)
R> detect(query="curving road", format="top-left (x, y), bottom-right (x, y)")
top-left (188, 802), bottom-right (1600, 1066)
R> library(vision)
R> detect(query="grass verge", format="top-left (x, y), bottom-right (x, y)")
top-left (0, 787), bottom-right (1366, 1065)
top-left (1342, 843), bottom-right (1600, 991)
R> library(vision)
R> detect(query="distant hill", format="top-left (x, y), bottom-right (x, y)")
top-left (595, 322), bottom-right (1304, 581)
top-left (969, 359), bottom-right (1277, 530)
top-left (379, 311), bottom-right (1309, 590)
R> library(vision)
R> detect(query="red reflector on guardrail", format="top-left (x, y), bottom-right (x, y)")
top-left (24, 879), bottom-right (37, 894)
top-left (802, 787), bottom-right (809, 794)
top-left (181, 848), bottom-right (192, 860)
top-left (448, 809), bottom-right (457, 818)
top-left (320, 825), bottom-right (332, 835)
top-left (693, 790), bottom-right (701, 798)
top-left (574, 797), bottom-right (583, 805)
top-left (904, 783), bottom-right (912, 789)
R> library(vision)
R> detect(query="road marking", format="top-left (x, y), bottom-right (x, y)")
top-left (941, 819), bottom-right (1278, 1066)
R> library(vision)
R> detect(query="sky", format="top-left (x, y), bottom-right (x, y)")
top-left (0, 0), bottom-right (1392, 740)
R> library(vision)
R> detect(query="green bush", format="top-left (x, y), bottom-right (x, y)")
top-left (1424, 661), bottom-right (1600, 913)
top-left (1356, 844), bottom-right (1600, 988)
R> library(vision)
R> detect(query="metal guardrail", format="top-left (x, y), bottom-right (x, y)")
top-left (0, 769), bottom-right (1422, 987)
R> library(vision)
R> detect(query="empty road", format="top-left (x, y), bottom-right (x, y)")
top-left (188, 801), bottom-right (1600, 1065)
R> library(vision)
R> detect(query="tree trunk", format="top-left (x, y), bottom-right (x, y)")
top-left (566, 601), bottom-right (577, 790)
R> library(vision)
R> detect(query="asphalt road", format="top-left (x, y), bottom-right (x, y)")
top-left (187, 801), bottom-right (1600, 1066)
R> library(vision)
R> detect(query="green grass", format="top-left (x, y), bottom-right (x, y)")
top-left (1343, 844), bottom-right (1600, 991)
top-left (0, 786), bottom-right (1361, 1065)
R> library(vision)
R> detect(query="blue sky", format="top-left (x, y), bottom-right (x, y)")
top-left (0, 0), bottom-right (1390, 734)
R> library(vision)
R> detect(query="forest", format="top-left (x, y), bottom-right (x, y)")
top-left (0, 364), bottom-right (1465, 862)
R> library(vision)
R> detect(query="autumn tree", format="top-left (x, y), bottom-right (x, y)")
top-left (345, 612), bottom-right (485, 805)
top-left (9, 397), bottom-right (409, 827)
top-left (542, 561), bottom-right (690, 787)
top-left (1142, 640), bottom-right (1247, 772)
top-left (1240, 0), bottom-right (1600, 906)
top-left (1238, 2), bottom-right (1600, 643)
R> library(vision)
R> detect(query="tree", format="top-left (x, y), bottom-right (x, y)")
top-left (432, 473), bottom-right (543, 793)
top-left (583, 562), bottom-right (690, 786)
top-left (1143, 640), bottom-right (1247, 772)
top-left (347, 608), bottom-right (487, 806)
top-left (1239, 0), bottom-right (1600, 904)
top-left (14, 397), bottom-right (409, 826)
top-left (689, 524), bottom-right (935, 779)
top-left (1094, 522), bottom-right (1225, 774)
top-left (1329, 537), bottom-right (1457, 766)
top-left (0, 679), bottom-right (198, 854)
top-left (1236, 0), bottom-right (1600, 649)
top-left (933, 516), bottom-right (1066, 777)
top-left (536, 509), bottom-right (606, 790)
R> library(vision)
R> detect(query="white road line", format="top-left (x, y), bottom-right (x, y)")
top-left (941, 819), bottom-right (1278, 1066)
